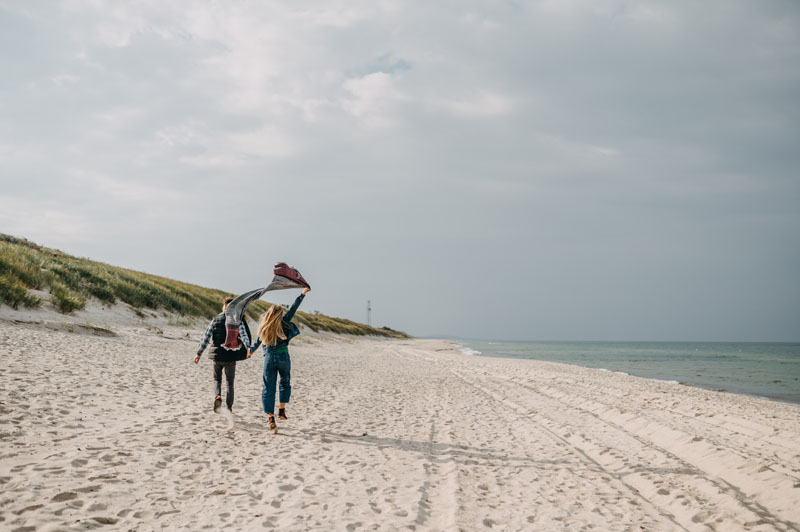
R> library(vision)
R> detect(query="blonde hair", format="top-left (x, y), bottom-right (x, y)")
top-left (258, 304), bottom-right (287, 346)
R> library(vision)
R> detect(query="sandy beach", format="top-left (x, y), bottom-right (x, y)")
top-left (1, 307), bottom-right (799, 531)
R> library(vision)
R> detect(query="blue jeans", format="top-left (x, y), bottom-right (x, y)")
top-left (262, 351), bottom-right (291, 414)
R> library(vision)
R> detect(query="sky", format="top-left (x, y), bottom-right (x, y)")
top-left (1, 1), bottom-right (798, 341)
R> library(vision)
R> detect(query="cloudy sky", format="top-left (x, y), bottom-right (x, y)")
top-left (1, 1), bottom-right (798, 341)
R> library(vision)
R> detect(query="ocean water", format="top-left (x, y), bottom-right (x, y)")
top-left (453, 340), bottom-right (800, 404)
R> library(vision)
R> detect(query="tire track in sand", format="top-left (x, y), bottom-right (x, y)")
top-left (453, 369), bottom-right (799, 532)
top-left (397, 345), bottom-right (681, 530)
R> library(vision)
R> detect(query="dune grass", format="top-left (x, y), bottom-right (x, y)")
top-left (0, 234), bottom-right (409, 339)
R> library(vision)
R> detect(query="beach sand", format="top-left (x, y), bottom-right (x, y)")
top-left (1, 306), bottom-right (799, 531)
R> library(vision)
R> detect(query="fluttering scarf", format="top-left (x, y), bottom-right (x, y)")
top-left (221, 262), bottom-right (310, 350)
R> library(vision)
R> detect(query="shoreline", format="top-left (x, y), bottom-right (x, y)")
top-left (450, 338), bottom-right (800, 406)
top-left (1, 318), bottom-right (799, 530)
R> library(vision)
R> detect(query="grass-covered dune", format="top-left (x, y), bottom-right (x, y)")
top-left (0, 233), bottom-right (409, 339)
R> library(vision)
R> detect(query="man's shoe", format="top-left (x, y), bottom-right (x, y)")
top-left (267, 415), bottom-right (278, 434)
top-left (278, 408), bottom-right (287, 420)
top-left (213, 396), bottom-right (222, 413)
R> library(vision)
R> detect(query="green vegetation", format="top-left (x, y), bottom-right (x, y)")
top-left (0, 233), bottom-right (409, 339)
top-left (0, 272), bottom-right (41, 309)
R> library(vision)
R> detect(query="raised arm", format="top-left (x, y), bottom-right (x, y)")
top-left (283, 288), bottom-right (309, 323)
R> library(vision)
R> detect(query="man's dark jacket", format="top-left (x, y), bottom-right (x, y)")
top-left (209, 313), bottom-right (251, 362)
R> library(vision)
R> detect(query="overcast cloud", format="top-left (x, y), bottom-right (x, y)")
top-left (1, 0), bottom-right (798, 341)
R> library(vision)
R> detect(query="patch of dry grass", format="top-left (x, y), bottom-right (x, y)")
top-left (0, 234), bottom-right (409, 339)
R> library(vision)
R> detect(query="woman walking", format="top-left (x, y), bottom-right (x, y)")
top-left (249, 287), bottom-right (310, 433)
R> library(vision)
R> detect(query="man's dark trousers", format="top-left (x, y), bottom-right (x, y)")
top-left (213, 360), bottom-right (236, 410)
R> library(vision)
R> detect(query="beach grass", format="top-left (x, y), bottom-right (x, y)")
top-left (0, 233), bottom-right (409, 339)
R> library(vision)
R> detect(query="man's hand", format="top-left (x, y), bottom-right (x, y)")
top-left (194, 355), bottom-right (201, 364)
top-left (302, 287), bottom-right (311, 295)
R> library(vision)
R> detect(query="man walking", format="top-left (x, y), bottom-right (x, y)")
top-left (194, 297), bottom-right (252, 412)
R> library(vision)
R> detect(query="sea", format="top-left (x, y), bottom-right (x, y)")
top-left (452, 340), bottom-right (800, 404)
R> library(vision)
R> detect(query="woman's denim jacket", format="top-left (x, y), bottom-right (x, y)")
top-left (251, 293), bottom-right (304, 354)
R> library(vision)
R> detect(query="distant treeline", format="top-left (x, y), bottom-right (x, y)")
top-left (0, 234), bottom-right (408, 339)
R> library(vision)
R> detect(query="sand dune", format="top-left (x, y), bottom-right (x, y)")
top-left (1, 316), bottom-right (798, 531)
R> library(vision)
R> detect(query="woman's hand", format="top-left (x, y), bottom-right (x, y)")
top-left (302, 287), bottom-right (311, 295)
top-left (246, 350), bottom-right (254, 359)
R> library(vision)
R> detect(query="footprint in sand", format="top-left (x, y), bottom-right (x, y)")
top-left (15, 504), bottom-right (44, 515)
top-left (75, 485), bottom-right (101, 494)
top-left (91, 516), bottom-right (119, 525)
top-left (692, 510), bottom-right (712, 523)
top-left (52, 491), bottom-right (78, 502)
top-left (10, 463), bottom-right (34, 473)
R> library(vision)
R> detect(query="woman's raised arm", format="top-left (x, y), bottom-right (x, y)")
top-left (283, 288), bottom-right (310, 323)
